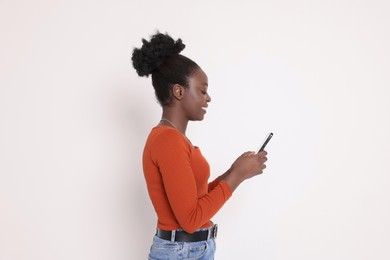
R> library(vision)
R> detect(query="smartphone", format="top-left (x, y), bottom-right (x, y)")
top-left (256, 132), bottom-right (273, 153)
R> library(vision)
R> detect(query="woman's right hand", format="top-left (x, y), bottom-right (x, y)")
top-left (224, 151), bottom-right (268, 192)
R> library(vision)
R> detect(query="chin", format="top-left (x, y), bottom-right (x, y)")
top-left (190, 115), bottom-right (204, 121)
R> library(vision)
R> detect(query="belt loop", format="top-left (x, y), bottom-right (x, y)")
top-left (170, 230), bottom-right (176, 242)
top-left (213, 224), bottom-right (218, 239)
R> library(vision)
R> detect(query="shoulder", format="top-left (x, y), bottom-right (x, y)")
top-left (152, 126), bottom-right (185, 141)
top-left (148, 126), bottom-right (190, 151)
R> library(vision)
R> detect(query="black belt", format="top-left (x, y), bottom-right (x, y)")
top-left (156, 224), bottom-right (218, 242)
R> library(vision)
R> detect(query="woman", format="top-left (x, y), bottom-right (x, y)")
top-left (132, 32), bottom-right (268, 260)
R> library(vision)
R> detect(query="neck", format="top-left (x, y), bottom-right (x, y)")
top-left (161, 111), bottom-right (188, 135)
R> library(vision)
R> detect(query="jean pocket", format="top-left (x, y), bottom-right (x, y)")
top-left (149, 237), bottom-right (183, 260)
top-left (188, 241), bottom-right (208, 259)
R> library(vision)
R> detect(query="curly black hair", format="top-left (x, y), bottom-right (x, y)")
top-left (131, 32), bottom-right (200, 106)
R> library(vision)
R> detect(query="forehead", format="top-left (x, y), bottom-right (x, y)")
top-left (188, 68), bottom-right (208, 88)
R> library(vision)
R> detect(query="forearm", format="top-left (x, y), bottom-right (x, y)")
top-left (218, 168), bottom-right (243, 192)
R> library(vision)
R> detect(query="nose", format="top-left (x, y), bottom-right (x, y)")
top-left (206, 93), bottom-right (212, 103)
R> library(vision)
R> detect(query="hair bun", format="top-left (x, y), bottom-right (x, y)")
top-left (132, 32), bottom-right (185, 77)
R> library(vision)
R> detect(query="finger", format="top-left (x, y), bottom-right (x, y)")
top-left (259, 157), bottom-right (268, 163)
top-left (257, 165), bottom-right (266, 175)
top-left (257, 151), bottom-right (268, 157)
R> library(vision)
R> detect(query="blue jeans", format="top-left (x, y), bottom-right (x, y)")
top-left (148, 231), bottom-right (216, 260)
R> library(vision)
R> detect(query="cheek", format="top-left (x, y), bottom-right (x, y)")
top-left (195, 94), bottom-right (206, 105)
top-left (188, 91), bottom-right (202, 104)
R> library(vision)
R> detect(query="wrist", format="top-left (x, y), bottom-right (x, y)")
top-left (219, 168), bottom-right (232, 182)
top-left (224, 170), bottom-right (243, 192)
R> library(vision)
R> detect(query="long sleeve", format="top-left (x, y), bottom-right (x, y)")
top-left (144, 127), bottom-right (232, 233)
top-left (208, 177), bottom-right (221, 192)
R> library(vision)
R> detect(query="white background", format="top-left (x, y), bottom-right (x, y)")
top-left (1, 0), bottom-right (390, 259)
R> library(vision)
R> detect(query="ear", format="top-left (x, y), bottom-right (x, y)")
top-left (172, 84), bottom-right (185, 100)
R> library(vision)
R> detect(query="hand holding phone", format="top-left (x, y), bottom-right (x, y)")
top-left (256, 132), bottom-right (273, 153)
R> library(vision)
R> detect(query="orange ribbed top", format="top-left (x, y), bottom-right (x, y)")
top-left (142, 126), bottom-right (232, 233)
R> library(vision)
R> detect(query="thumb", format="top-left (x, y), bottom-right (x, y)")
top-left (243, 151), bottom-right (255, 157)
